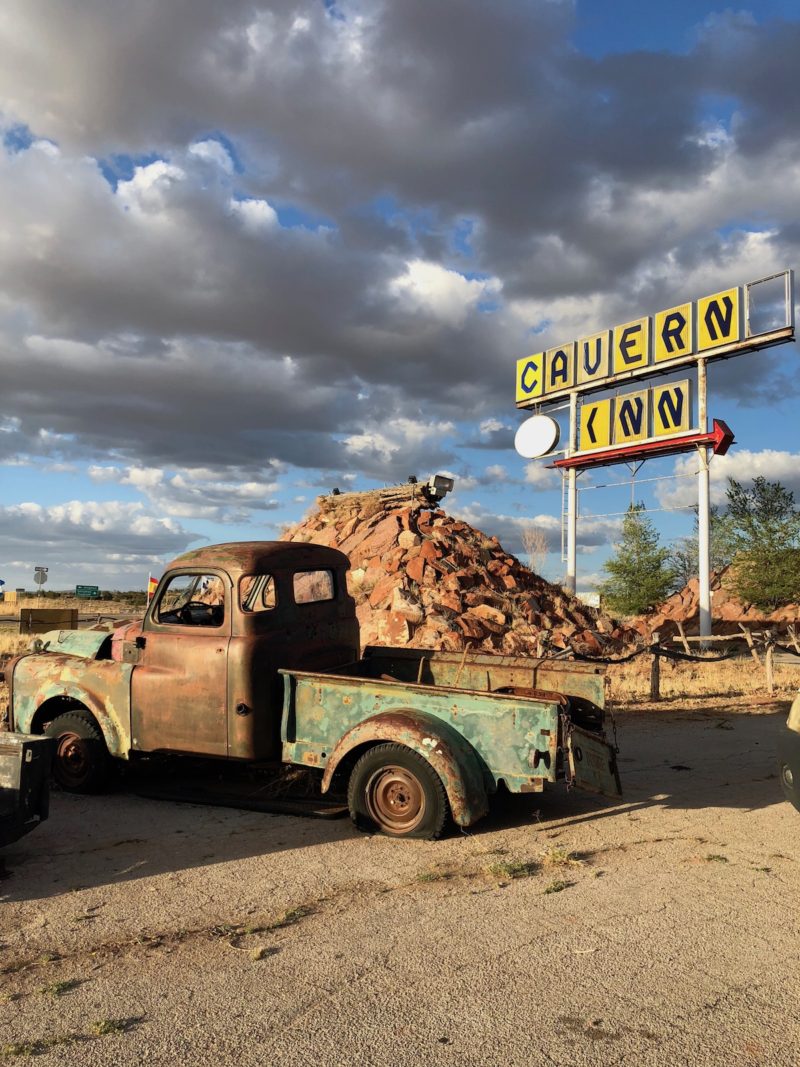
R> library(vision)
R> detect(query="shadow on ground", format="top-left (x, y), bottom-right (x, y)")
top-left (1, 708), bottom-right (790, 902)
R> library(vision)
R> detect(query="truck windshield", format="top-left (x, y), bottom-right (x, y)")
top-left (157, 573), bottom-right (225, 626)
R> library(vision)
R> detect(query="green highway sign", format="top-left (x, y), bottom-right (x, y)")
top-left (75, 585), bottom-right (101, 599)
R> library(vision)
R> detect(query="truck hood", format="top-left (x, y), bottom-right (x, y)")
top-left (35, 620), bottom-right (143, 661)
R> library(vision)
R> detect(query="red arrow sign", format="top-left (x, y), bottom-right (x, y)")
top-left (552, 419), bottom-right (735, 471)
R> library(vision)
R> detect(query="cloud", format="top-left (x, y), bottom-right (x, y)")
top-left (88, 464), bottom-right (281, 522)
top-left (341, 417), bottom-right (456, 480)
top-left (0, 499), bottom-right (198, 587)
top-left (0, 1), bottom-right (799, 577)
top-left (452, 502), bottom-right (621, 559)
top-left (656, 449), bottom-right (800, 510)
top-left (462, 418), bottom-right (516, 451)
top-left (229, 196), bottom-right (278, 231)
top-left (189, 138), bottom-right (234, 173)
top-left (524, 462), bottom-right (560, 490)
top-left (389, 260), bottom-right (501, 328)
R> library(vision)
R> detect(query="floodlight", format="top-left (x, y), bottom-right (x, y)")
top-left (426, 474), bottom-right (455, 501)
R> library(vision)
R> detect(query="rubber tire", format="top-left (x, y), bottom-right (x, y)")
top-left (45, 711), bottom-right (111, 794)
top-left (347, 743), bottom-right (449, 840)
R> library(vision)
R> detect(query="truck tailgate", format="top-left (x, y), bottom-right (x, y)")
top-left (565, 723), bottom-right (621, 798)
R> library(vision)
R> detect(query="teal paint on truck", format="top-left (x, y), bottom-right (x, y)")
top-left (35, 629), bottom-right (113, 660)
top-left (11, 653), bottom-right (134, 758)
top-left (281, 670), bottom-right (561, 790)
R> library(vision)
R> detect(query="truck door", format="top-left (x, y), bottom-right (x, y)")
top-left (131, 571), bottom-right (230, 757)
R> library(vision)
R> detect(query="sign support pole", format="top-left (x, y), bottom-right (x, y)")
top-left (697, 359), bottom-right (712, 641)
top-left (566, 391), bottom-right (578, 593)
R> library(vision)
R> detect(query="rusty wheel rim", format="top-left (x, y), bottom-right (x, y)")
top-left (55, 731), bottom-right (91, 788)
top-left (365, 765), bottom-right (425, 833)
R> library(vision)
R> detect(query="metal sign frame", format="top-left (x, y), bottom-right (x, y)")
top-left (517, 269), bottom-right (795, 640)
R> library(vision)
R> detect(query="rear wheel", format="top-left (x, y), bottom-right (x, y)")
top-left (45, 711), bottom-right (111, 793)
top-left (347, 743), bottom-right (448, 840)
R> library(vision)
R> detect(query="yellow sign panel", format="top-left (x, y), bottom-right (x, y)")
top-left (579, 398), bottom-right (612, 451)
top-left (516, 269), bottom-right (793, 408)
top-left (697, 287), bottom-right (740, 351)
top-left (515, 353), bottom-right (544, 403)
top-left (613, 389), bottom-right (648, 444)
top-left (612, 317), bottom-right (650, 375)
top-left (654, 303), bottom-right (693, 363)
top-left (577, 331), bottom-right (610, 386)
top-left (545, 342), bottom-right (575, 393)
top-left (652, 380), bottom-right (691, 436)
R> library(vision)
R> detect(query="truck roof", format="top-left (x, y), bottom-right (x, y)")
top-left (166, 541), bottom-right (350, 575)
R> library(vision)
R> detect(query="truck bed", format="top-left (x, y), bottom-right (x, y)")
top-left (279, 646), bottom-right (618, 804)
top-left (355, 645), bottom-right (606, 705)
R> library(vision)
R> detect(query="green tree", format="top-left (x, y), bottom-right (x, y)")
top-left (669, 505), bottom-right (730, 589)
top-left (719, 477), bottom-right (800, 610)
top-left (599, 503), bottom-right (678, 615)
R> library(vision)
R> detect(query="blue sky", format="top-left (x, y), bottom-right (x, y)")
top-left (0, 0), bottom-right (798, 592)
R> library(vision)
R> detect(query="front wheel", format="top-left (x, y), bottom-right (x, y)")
top-left (45, 711), bottom-right (111, 793)
top-left (347, 743), bottom-right (449, 840)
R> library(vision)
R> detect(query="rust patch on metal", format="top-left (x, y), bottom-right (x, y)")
top-left (320, 709), bottom-right (488, 827)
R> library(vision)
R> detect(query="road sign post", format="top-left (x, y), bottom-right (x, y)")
top-left (697, 360), bottom-right (711, 642)
top-left (566, 392), bottom-right (578, 593)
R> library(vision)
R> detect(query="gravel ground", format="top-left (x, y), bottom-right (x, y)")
top-left (1, 705), bottom-right (798, 1066)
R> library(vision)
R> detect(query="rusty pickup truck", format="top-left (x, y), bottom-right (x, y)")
top-left (2, 542), bottom-right (620, 839)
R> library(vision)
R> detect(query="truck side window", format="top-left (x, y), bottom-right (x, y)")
top-left (293, 569), bottom-right (335, 604)
top-left (240, 574), bottom-right (277, 613)
top-left (156, 573), bottom-right (225, 627)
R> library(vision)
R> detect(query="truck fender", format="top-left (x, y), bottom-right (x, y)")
top-left (11, 654), bottom-right (133, 760)
top-left (321, 709), bottom-right (489, 827)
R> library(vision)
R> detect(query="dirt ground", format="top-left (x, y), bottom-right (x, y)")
top-left (1, 699), bottom-right (799, 1066)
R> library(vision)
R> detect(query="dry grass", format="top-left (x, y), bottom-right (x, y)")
top-left (606, 654), bottom-right (800, 703)
top-left (0, 633), bottom-right (32, 658)
top-left (0, 596), bottom-right (136, 617)
top-left (541, 845), bottom-right (585, 869)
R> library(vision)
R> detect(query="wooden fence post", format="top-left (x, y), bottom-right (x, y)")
top-left (650, 632), bottom-right (661, 702)
top-left (765, 634), bottom-right (775, 698)
top-left (739, 624), bottom-right (762, 668)
top-left (675, 620), bottom-right (691, 655)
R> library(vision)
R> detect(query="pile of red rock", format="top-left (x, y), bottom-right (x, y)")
top-left (281, 485), bottom-right (628, 654)
top-left (634, 568), bottom-right (800, 639)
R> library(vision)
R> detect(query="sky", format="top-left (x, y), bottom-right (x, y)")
top-left (1, 0), bottom-right (799, 593)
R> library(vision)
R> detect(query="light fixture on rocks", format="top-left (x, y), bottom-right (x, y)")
top-left (424, 474), bottom-right (455, 504)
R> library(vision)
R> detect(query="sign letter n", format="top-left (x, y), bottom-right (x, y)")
top-left (698, 287), bottom-right (740, 351)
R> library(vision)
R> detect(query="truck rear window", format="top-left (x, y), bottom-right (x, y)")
top-left (240, 574), bottom-right (277, 613)
top-left (293, 569), bottom-right (334, 604)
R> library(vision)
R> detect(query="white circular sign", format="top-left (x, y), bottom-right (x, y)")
top-left (514, 415), bottom-right (560, 459)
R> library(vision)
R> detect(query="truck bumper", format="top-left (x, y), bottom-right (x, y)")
top-left (0, 733), bottom-right (55, 847)
top-left (778, 727), bottom-right (800, 813)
